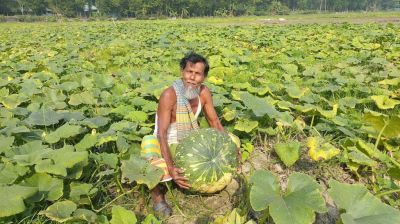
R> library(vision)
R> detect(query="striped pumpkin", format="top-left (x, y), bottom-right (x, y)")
top-left (175, 128), bottom-right (238, 193)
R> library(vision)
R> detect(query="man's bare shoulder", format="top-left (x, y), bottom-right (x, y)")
top-left (200, 85), bottom-right (212, 97)
top-left (159, 87), bottom-right (176, 104)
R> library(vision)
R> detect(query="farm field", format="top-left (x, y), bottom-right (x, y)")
top-left (0, 13), bottom-right (400, 223)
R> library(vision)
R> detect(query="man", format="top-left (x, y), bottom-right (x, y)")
top-left (150, 52), bottom-right (224, 216)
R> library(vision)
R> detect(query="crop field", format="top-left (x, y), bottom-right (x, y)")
top-left (0, 14), bottom-right (400, 223)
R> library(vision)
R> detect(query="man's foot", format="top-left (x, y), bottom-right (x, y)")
top-left (153, 200), bottom-right (172, 217)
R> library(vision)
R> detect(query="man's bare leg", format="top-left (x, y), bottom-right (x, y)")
top-left (151, 184), bottom-right (172, 216)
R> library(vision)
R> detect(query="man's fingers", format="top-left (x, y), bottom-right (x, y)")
top-left (175, 168), bottom-right (185, 174)
top-left (174, 175), bottom-right (189, 182)
top-left (176, 181), bottom-right (191, 189)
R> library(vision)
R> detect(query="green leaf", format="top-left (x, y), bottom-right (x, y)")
top-left (91, 153), bottom-right (118, 169)
top-left (25, 109), bottom-right (63, 126)
top-left (234, 119), bottom-right (258, 133)
top-left (346, 147), bottom-right (378, 167)
top-left (274, 141), bottom-right (301, 167)
top-left (73, 209), bottom-right (98, 223)
top-left (0, 162), bottom-right (29, 184)
top-left (0, 135), bottom-right (14, 154)
top-left (44, 124), bottom-right (83, 144)
top-left (357, 139), bottom-right (388, 163)
top-left (371, 95), bottom-right (400, 110)
top-left (238, 92), bottom-right (280, 118)
top-left (35, 146), bottom-right (88, 178)
top-left (22, 173), bottom-right (63, 202)
top-left (69, 182), bottom-right (95, 203)
top-left (250, 170), bottom-right (326, 224)
top-left (39, 200), bottom-right (77, 223)
top-left (249, 170), bottom-right (280, 211)
top-left (141, 214), bottom-right (161, 224)
top-left (110, 206), bottom-right (137, 224)
top-left (121, 156), bottom-right (163, 189)
top-left (80, 116), bottom-right (110, 128)
top-left (213, 208), bottom-right (249, 224)
top-left (363, 113), bottom-right (400, 139)
top-left (0, 185), bottom-right (38, 217)
top-left (10, 140), bottom-right (53, 166)
top-left (68, 91), bottom-right (97, 106)
top-left (124, 111), bottom-right (148, 122)
top-left (75, 133), bottom-right (98, 151)
top-left (222, 109), bottom-right (236, 121)
top-left (1, 94), bottom-right (27, 109)
top-left (328, 180), bottom-right (400, 224)
top-left (286, 84), bottom-right (308, 99)
top-left (141, 101), bottom-right (158, 112)
top-left (378, 77), bottom-right (400, 86)
top-left (317, 104), bottom-right (338, 119)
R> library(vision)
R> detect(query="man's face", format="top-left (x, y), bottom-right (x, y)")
top-left (181, 62), bottom-right (206, 100)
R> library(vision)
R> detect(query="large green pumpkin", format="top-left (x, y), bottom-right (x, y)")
top-left (175, 128), bottom-right (238, 193)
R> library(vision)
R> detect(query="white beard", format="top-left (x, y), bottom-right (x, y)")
top-left (184, 85), bottom-right (200, 100)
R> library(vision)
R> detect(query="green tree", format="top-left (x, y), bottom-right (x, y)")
top-left (26, 0), bottom-right (47, 15)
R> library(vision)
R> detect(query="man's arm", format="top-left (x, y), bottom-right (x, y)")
top-left (156, 88), bottom-right (190, 189)
top-left (201, 86), bottom-right (224, 132)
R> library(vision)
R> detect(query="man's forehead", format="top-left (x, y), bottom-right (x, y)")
top-left (185, 62), bottom-right (205, 69)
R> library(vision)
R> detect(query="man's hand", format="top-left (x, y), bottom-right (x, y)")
top-left (168, 166), bottom-right (191, 189)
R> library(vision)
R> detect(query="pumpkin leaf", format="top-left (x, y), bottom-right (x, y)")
top-left (0, 185), bottom-right (38, 217)
top-left (68, 91), bottom-right (97, 106)
top-left (250, 170), bottom-right (326, 224)
top-left (238, 92), bottom-right (280, 118)
top-left (234, 119), bottom-right (258, 133)
top-left (110, 206), bottom-right (137, 224)
top-left (121, 156), bottom-right (163, 189)
top-left (35, 146), bottom-right (88, 178)
top-left (0, 162), bottom-right (29, 184)
top-left (39, 200), bottom-right (77, 223)
top-left (69, 182), bottom-right (96, 203)
top-left (25, 109), bottom-right (63, 126)
top-left (44, 124), bottom-right (83, 144)
top-left (274, 141), bottom-right (301, 167)
top-left (73, 209), bottom-right (98, 223)
top-left (0, 135), bottom-right (14, 154)
top-left (346, 146), bottom-right (378, 168)
top-left (22, 173), bottom-right (63, 202)
top-left (317, 104), bottom-right (338, 119)
top-left (213, 208), bottom-right (252, 224)
top-left (307, 137), bottom-right (340, 161)
top-left (286, 84), bottom-right (308, 99)
top-left (328, 180), bottom-right (400, 224)
top-left (80, 116), bottom-right (110, 128)
top-left (371, 95), bottom-right (400, 110)
top-left (75, 133), bottom-right (98, 151)
top-left (363, 112), bottom-right (400, 139)
top-left (124, 111), bottom-right (148, 122)
top-left (141, 214), bottom-right (161, 224)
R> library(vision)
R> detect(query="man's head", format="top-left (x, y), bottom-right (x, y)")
top-left (180, 52), bottom-right (209, 76)
top-left (180, 52), bottom-right (209, 100)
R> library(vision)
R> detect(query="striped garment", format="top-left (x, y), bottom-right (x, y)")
top-left (172, 79), bottom-right (199, 141)
top-left (141, 135), bottom-right (172, 182)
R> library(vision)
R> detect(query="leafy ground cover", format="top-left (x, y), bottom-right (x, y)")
top-left (0, 14), bottom-right (399, 223)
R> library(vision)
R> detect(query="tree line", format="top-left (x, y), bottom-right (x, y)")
top-left (1, 0), bottom-right (399, 18)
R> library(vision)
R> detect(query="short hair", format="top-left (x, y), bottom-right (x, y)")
top-left (179, 52), bottom-right (209, 76)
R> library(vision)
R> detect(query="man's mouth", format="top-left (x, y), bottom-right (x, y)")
top-left (186, 82), bottom-right (197, 87)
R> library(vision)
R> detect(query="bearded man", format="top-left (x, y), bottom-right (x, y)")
top-left (145, 52), bottom-right (224, 217)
